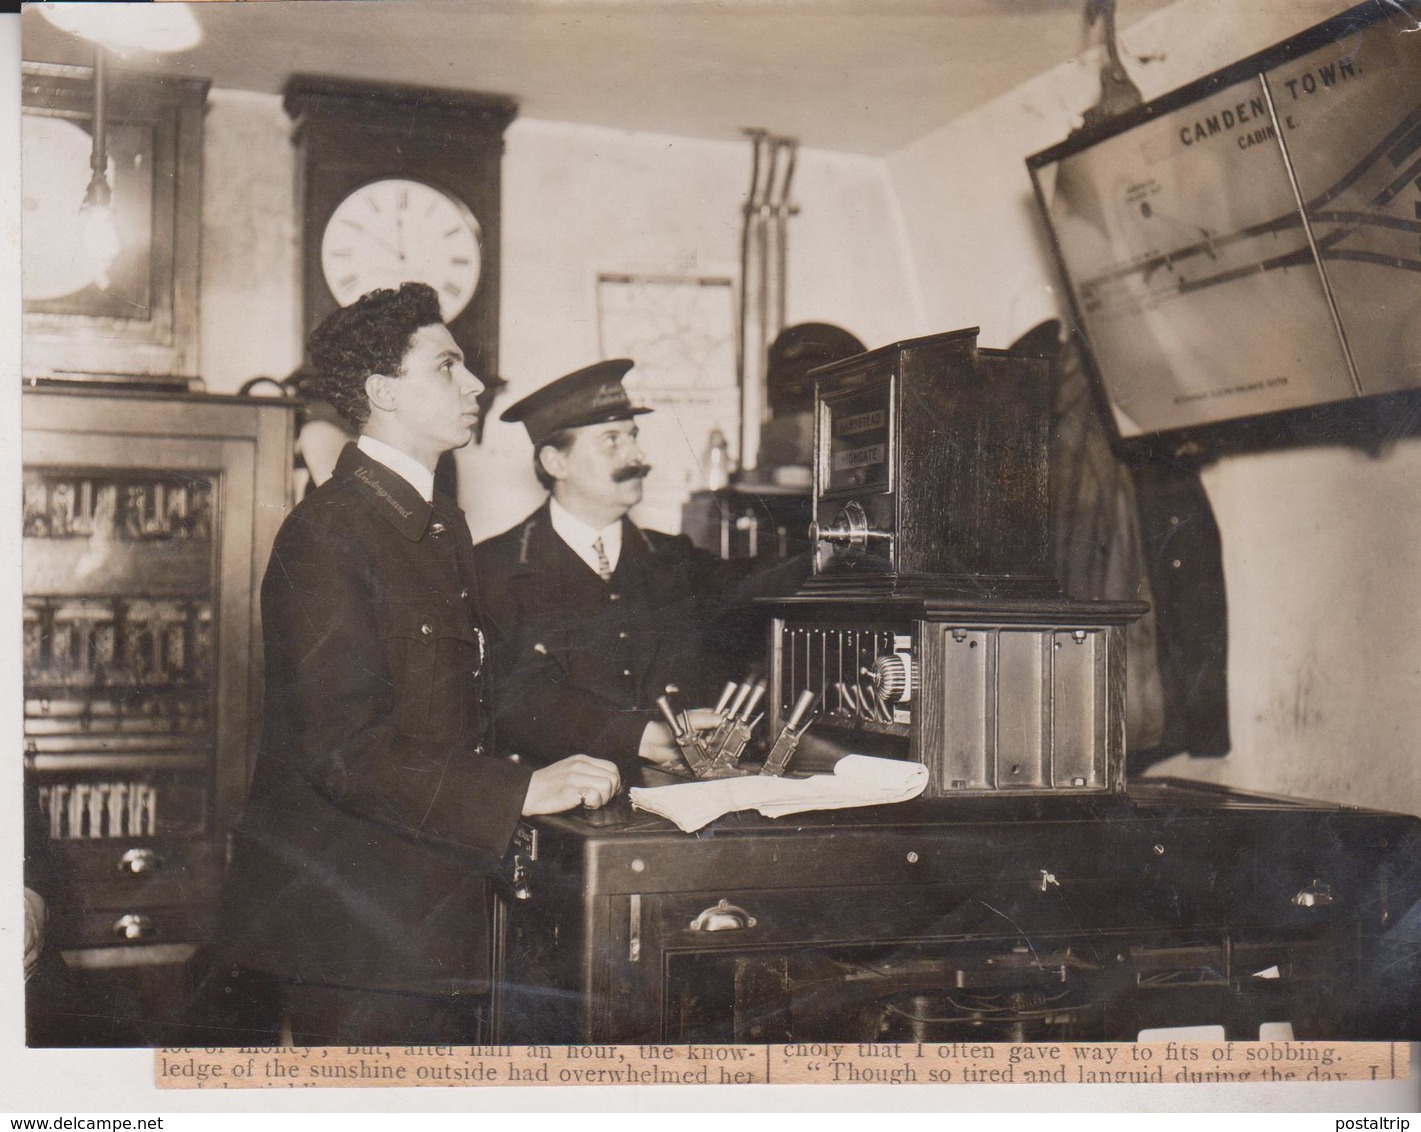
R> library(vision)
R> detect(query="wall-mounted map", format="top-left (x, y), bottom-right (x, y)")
top-left (1029, 1), bottom-right (1421, 439)
top-left (595, 273), bottom-right (738, 533)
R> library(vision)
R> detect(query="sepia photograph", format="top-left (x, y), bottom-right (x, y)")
top-left (6, 0), bottom-right (1421, 1114)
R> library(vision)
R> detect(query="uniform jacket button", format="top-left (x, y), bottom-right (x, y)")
top-left (609, 593), bottom-right (621, 602)
top-left (460, 588), bottom-right (470, 600)
top-left (622, 668), bottom-right (632, 677)
top-left (420, 622), bottom-right (434, 637)
top-left (618, 631), bottom-right (628, 640)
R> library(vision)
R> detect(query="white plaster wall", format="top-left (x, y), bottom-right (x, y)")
top-left (1185, 444), bottom-right (1421, 811)
top-left (888, 0), bottom-right (1350, 347)
top-left (884, 0), bottom-right (1421, 815)
top-left (462, 117), bottom-right (916, 541)
top-left (198, 89), bottom-right (301, 393)
top-left (191, 100), bottom-right (915, 539)
top-left (785, 148), bottom-right (923, 343)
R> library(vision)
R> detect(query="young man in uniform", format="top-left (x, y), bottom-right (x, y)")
top-left (219, 284), bottom-right (620, 1045)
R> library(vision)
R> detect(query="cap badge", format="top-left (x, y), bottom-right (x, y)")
top-left (591, 382), bottom-right (627, 408)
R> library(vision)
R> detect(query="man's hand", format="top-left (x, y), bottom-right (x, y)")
top-left (637, 709), bottom-right (724, 771)
top-left (522, 754), bottom-right (622, 816)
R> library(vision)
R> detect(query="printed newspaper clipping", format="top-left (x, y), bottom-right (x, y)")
top-left (156, 1042), bottom-right (1409, 1090)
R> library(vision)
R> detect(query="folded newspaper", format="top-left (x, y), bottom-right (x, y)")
top-left (629, 754), bottom-right (929, 833)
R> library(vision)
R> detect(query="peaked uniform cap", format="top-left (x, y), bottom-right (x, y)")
top-left (500, 359), bottom-right (651, 446)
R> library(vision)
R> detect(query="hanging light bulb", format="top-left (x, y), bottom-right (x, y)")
top-left (79, 45), bottom-right (120, 291)
top-left (80, 178), bottom-right (120, 291)
top-left (35, 5), bottom-right (203, 292)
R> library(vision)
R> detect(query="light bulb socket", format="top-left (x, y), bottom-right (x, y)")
top-left (83, 168), bottom-right (112, 210)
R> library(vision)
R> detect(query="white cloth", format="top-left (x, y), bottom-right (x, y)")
top-left (357, 435), bottom-right (435, 502)
top-left (549, 495), bottom-right (622, 576)
top-left (629, 755), bottom-right (929, 833)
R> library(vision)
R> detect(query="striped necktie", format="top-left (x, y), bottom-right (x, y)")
top-left (592, 536), bottom-right (613, 581)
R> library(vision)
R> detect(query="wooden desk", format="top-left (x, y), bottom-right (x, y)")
top-left (493, 777), bottom-right (1420, 1043)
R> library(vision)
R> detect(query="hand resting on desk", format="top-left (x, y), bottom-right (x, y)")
top-left (523, 753), bottom-right (622, 815)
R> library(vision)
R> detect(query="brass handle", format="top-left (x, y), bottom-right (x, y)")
top-left (817, 501), bottom-right (895, 550)
top-left (117, 848), bottom-right (160, 876)
top-left (815, 527), bottom-right (897, 543)
top-left (1292, 881), bottom-right (1334, 908)
top-left (784, 688), bottom-right (818, 731)
top-left (689, 899), bottom-right (757, 932)
top-left (112, 913), bottom-right (157, 941)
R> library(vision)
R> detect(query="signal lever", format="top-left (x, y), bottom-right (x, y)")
top-left (760, 689), bottom-right (818, 777)
top-left (659, 677), bottom-right (768, 780)
top-left (656, 694), bottom-right (712, 777)
top-left (707, 680), bottom-right (766, 773)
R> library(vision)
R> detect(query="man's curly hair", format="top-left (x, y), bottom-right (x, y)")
top-left (304, 283), bottom-right (443, 428)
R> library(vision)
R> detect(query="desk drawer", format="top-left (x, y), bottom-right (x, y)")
top-left (47, 837), bottom-right (222, 905)
top-left (49, 901), bottom-right (216, 951)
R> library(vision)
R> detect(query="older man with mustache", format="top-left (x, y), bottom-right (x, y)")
top-left (473, 360), bottom-right (806, 773)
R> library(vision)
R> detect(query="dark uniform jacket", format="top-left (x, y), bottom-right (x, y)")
top-left (220, 444), bottom-right (532, 997)
top-left (472, 502), bottom-right (807, 766)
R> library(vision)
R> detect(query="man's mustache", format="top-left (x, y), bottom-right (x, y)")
top-left (612, 462), bottom-right (653, 483)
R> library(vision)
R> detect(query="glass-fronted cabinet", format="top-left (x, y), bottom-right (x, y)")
top-left (22, 389), bottom-right (292, 981)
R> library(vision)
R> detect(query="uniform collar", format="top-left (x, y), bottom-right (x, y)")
top-left (357, 434), bottom-right (435, 502)
top-left (514, 501), bottom-right (655, 570)
top-left (335, 443), bottom-right (436, 542)
top-left (548, 495), bottom-right (624, 575)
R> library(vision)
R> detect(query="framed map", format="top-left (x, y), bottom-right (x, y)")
top-left (595, 273), bottom-right (739, 532)
top-left (1028, 0), bottom-right (1421, 448)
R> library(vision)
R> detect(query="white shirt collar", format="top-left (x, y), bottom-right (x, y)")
top-left (357, 435), bottom-right (436, 503)
top-left (549, 495), bottom-right (623, 576)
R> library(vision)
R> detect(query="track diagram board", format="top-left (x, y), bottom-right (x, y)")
top-left (1031, 4), bottom-right (1421, 437)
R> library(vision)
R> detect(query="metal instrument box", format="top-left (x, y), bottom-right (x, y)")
top-left (765, 594), bottom-right (1143, 797)
top-left (776, 325), bottom-right (1146, 796)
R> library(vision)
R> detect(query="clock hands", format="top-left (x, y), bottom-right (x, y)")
top-left (322, 179), bottom-right (482, 320)
top-left (341, 218), bottom-right (404, 262)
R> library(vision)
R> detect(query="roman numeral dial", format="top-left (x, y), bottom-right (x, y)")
top-left (320, 178), bottom-right (482, 320)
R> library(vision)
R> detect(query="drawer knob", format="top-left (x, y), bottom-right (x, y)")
top-left (112, 913), bottom-right (157, 941)
top-left (117, 848), bottom-right (161, 876)
top-left (689, 899), bottom-right (756, 932)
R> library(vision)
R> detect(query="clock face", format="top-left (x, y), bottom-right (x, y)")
top-left (320, 178), bottom-right (482, 321)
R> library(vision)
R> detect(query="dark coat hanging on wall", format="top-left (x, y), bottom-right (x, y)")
top-left (1025, 321), bottom-right (1231, 765)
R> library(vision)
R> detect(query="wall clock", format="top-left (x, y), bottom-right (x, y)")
top-left (320, 177), bottom-right (483, 321)
top-left (285, 76), bottom-right (517, 386)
